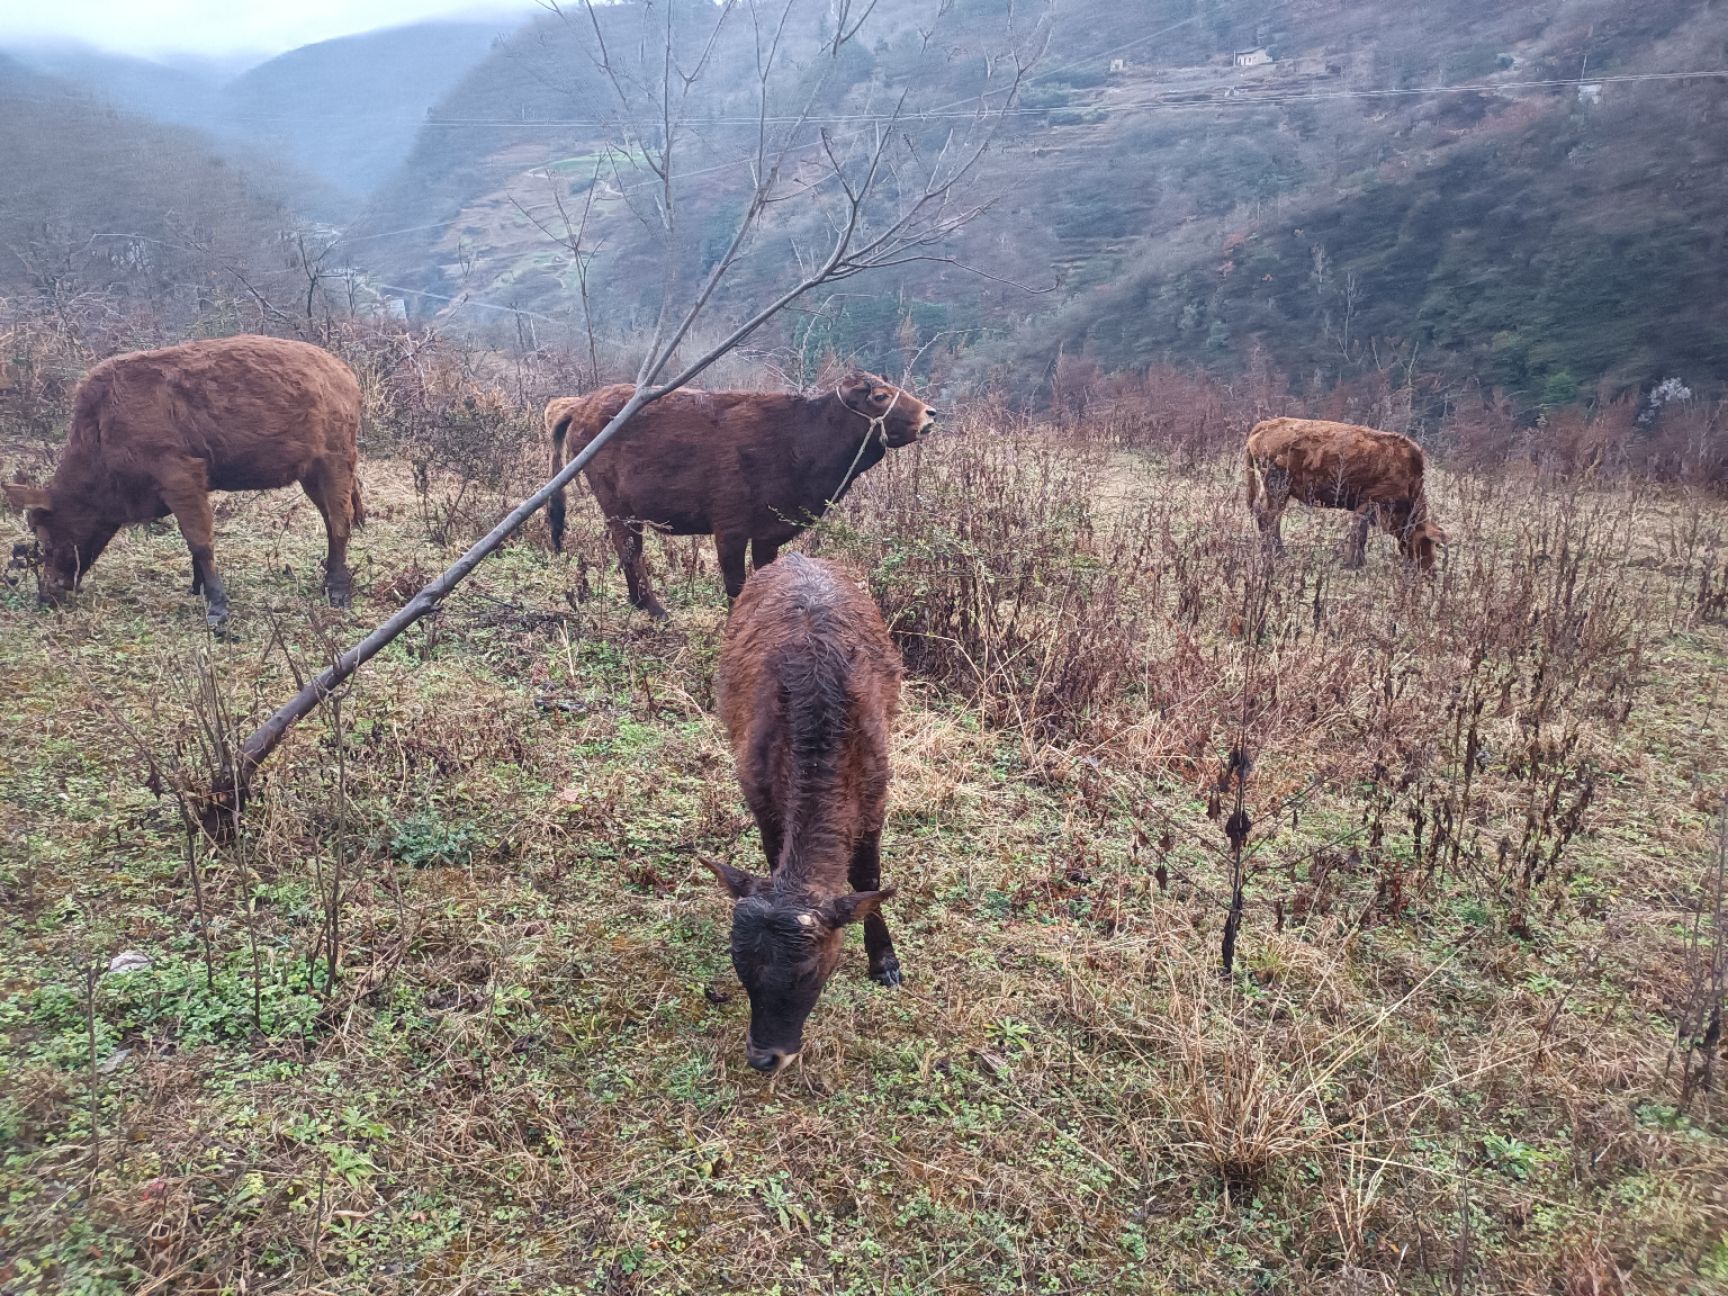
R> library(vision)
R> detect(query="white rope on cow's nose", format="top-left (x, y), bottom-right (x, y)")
top-left (829, 384), bottom-right (898, 503)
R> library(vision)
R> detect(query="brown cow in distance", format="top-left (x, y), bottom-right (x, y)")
top-left (1245, 417), bottom-right (1449, 570)
top-left (4, 335), bottom-right (363, 627)
top-left (707, 553), bottom-right (904, 1075)
top-left (544, 371), bottom-right (937, 618)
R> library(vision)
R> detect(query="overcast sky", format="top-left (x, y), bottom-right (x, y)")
top-left (0, 0), bottom-right (539, 61)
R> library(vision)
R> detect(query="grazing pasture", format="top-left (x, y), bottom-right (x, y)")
top-left (2, 397), bottom-right (1727, 1294)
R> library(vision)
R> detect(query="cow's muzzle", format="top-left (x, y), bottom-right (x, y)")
top-left (745, 1032), bottom-right (800, 1075)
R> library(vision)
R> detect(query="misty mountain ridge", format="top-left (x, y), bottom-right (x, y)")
top-left (4, 19), bottom-right (512, 203)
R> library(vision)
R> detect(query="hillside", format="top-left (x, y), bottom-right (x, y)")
top-left (221, 22), bottom-right (512, 201)
top-left (5, 21), bottom-right (514, 208)
top-left (0, 59), bottom-right (297, 299)
top-left (4, 43), bottom-right (228, 128)
top-left (352, 0), bottom-right (1728, 408)
top-left (985, 0), bottom-right (1728, 410)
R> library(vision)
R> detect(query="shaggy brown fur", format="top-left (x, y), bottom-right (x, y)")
top-left (544, 371), bottom-right (935, 617)
top-left (3, 334), bottom-right (363, 626)
top-left (706, 553), bottom-right (904, 1074)
top-left (1245, 417), bottom-right (1449, 569)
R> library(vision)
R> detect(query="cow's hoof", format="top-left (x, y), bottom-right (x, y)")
top-left (870, 959), bottom-right (902, 988)
top-left (206, 611), bottom-right (232, 635)
top-left (327, 587), bottom-right (353, 610)
top-left (644, 603), bottom-right (670, 622)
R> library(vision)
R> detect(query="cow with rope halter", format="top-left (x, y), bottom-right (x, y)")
top-left (543, 371), bottom-right (937, 618)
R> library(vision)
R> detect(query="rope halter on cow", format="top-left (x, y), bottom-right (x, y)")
top-left (829, 381), bottom-right (901, 503)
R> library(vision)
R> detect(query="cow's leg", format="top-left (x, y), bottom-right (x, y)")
top-left (716, 533), bottom-right (749, 602)
top-left (607, 518), bottom-right (667, 619)
top-left (161, 477), bottom-right (229, 628)
top-left (1342, 509), bottom-right (1371, 570)
top-left (849, 830), bottom-right (900, 986)
top-left (1256, 467), bottom-right (1290, 556)
top-left (301, 462), bottom-right (356, 608)
top-left (160, 499), bottom-right (202, 595)
top-left (750, 538), bottom-right (780, 572)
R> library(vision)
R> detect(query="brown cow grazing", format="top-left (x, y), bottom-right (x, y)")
top-left (544, 371), bottom-right (936, 618)
top-left (1245, 417), bottom-right (1449, 570)
top-left (3, 335), bottom-right (363, 627)
top-left (707, 553), bottom-right (904, 1074)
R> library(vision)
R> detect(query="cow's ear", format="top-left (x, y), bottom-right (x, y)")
top-left (821, 887), bottom-right (896, 927)
top-left (3, 482), bottom-right (51, 514)
top-left (702, 856), bottom-right (769, 900)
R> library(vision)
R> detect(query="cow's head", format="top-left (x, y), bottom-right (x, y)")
top-left (3, 481), bottom-right (115, 603)
top-left (1402, 517), bottom-right (1450, 570)
top-left (705, 858), bottom-right (893, 1074)
top-left (836, 371), bottom-right (938, 447)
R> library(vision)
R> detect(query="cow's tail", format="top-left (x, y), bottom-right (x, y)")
top-left (547, 401), bottom-right (575, 554)
top-left (350, 479), bottom-right (367, 530)
top-left (1244, 444), bottom-right (1262, 514)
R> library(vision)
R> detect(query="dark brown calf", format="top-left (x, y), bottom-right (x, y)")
top-left (1245, 417), bottom-right (1449, 569)
top-left (707, 553), bottom-right (904, 1074)
top-left (3, 335), bottom-right (363, 627)
top-left (544, 371), bottom-right (936, 618)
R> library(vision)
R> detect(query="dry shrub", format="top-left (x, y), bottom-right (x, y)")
top-left (0, 293), bottom-right (178, 469)
top-left (1161, 988), bottom-right (1319, 1200)
top-left (1673, 801), bottom-right (1728, 1110)
top-left (1049, 357), bottom-right (1267, 464)
top-left (328, 327), bottom-right (544, 546)
top-left (1041, 342), bottom-right (1726, 489)
top-left (1147, 955), bottom-right (1487, 1208)
top-left (813, 406), bottom-right (1176, 746)
top-left (1536, 395), bottom-right (1728, 487)
top-left (818, 404), bottom-right (1680, 955)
